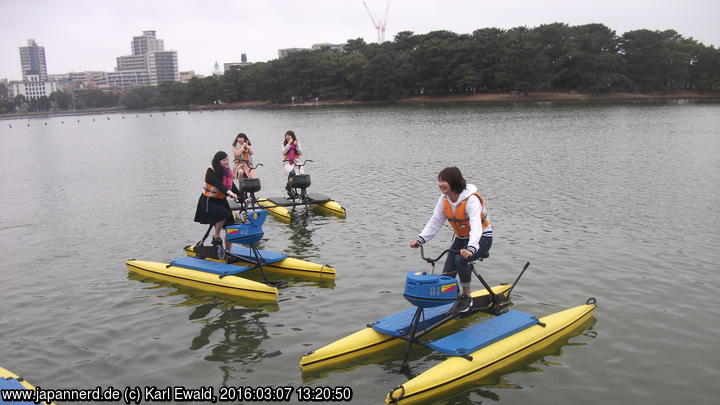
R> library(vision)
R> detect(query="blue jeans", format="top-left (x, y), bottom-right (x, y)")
top-left (442, 235), bottom-right (492, 286)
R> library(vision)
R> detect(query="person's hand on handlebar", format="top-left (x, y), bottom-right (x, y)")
top-left (459, 249), bottom-right (472, 259)
top-left (409, 240), bottom-right (421, 249)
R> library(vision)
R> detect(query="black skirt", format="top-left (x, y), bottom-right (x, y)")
top-left (194, 194), bottom-right (235, 227)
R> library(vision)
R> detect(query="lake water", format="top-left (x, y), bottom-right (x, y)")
top-left (1, 100), bottom-right (719, 404)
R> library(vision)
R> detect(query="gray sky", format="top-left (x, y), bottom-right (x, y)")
top-left (2, 0), bottom-right (719, 81)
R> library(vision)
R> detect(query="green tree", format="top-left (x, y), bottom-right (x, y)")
top-left (620, 29), bottom-right (696, 91)
top-left (661, 33), bottom-right (700, 90)
top-left (393, 31), bottom-right (418, 52)
top-left (559, 24), bottom-right (627, 91)
top-left (345, 38), bottom-right (368, 54)
top-left (393, 49), bottom-right (417, 96)
top-left (0, 99), bottom-right (15, 114)
top-left (309, 50), bottom-right (346, 98)
top-left (75, 89), bottom-right (118, 108)
top-left (50, 90), bottom-right (73, 110)
top-left (470, 28), bottom-right (507, 91)
top-left (0, 82), bottom-right (16, 113)
top-left (187, 76), bottom-right (221, 105)
top-left (219, 69), bottom-right (246, 102)
top-left (412, 31), bottom-right (467, 94)
top-left (496, 27), bottom-right (551, 92)
top-left (690, 45), bottom-right (720, 91)
top-left (244, 62), bottom-right (277, 102)
top-left (153, 81), bottom-right (189, 107)
top-left (14, 94), bottom-right (27, 111)
top-left (534, 23), bottom-right (572, 88)
top-left (28, 96), bottom-right (51, 112)
top-left (120, 86), bottom-right (159, 109)
top-left (341, 51), bottom-right (369, 98)
top-left (358, 47), bottom-right (399, 100)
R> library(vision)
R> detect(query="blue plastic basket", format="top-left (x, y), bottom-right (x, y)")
top-left (403, 272), bottom-right (459, 308)
top-left (226, 210), bottom-right (266, 244)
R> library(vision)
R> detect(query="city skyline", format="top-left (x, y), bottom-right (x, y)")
top-left (2, 0), bottom-right (719, 81)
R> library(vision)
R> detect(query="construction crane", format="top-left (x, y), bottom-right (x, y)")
top-left (362, 0), bottom-right (391, 42)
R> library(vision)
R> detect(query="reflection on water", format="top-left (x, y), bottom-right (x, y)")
top-left (434, 389), bottom-right (501, 405)
top-left (127, 272), bottom-right (281, 385)
top-left (285, 212), bottom-right (316, 257)
top-left (189, 305), bottom-right (275, 364)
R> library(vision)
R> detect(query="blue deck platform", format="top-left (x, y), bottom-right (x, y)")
top-left (170, 257), bottom-right (251, 276)
top-left (427, 310), bottom-right (539, 356)
top-left (229, 246), bottom-right (287, 264)
top-left (370, 303), bottom-right (455, 337)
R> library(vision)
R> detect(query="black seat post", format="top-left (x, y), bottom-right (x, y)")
top-left (469, 261), bottom-right (500, 310)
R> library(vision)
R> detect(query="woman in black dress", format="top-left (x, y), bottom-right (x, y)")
top-left (194, 151), bottom-right (239, 249)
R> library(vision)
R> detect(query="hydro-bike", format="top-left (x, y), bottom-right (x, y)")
top-left (126, 163), bottom-right (336, 300)
top-left (188, 159), bottom-right (335, 280)
top-left (256, 159), bottom-right (346, 220)
top-left (299, 247), bottom-right (597, 404)
top-left (126, 212), bottom-right (280, 300)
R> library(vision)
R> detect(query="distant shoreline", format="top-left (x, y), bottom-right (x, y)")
top-left (3, 91), bottom-right (719, 120)
top-left (170, 90), bottom-right (720, 109)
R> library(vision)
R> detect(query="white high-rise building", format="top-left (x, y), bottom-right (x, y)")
top-left (116, 55), bottom-right (148, 71)
top-left (132, 30), bottom-right (164, 56)
top-left (11, 39), bottom-right (56, 100)
top-left (109, 30), bottom-right (178, 89)
top-left (147, 51), bottom-right (179, 85)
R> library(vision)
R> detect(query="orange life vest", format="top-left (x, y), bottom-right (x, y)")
top-left (239, 149), bottom-right (250, 163)
top-left (202, 167), bottom-right (227, 199)
top-left (202, 183), bottom-right (226, 199)
top-left (443, 192), bottom-right (490, 238)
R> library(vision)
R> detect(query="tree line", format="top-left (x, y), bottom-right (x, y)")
top-left (3, 23), bottom-right (720, 113)
top-left (1, 87), bottom-right (120, 114)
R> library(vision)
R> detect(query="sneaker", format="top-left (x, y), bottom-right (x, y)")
top-left (456, 294), bottom-right (473, 313)
top-left (211, 237), bottom-right (223, 246)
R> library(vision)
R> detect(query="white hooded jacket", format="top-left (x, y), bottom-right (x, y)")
top-left (416, 184), bottom-right (492, 253)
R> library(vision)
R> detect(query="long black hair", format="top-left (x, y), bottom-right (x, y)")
top-left (211, 151), bottom-right (228, 175)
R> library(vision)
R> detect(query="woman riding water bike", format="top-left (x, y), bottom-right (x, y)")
top-left (410, 166), bottom-right (493, 312)
top-left (281, 130), bottom-right (304, 197)
top-left (194, 151), bottom-right (239, 250)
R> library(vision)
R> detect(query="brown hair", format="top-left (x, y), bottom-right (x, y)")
top-left (283, 130), bottom-right (297, 146)
top-left (233, 133), bottom-right (251, 147)
top-left (438, 167), bottom-right (466, 194)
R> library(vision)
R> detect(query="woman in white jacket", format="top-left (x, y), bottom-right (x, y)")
top-left (410, 167), bottom-right (493, 311)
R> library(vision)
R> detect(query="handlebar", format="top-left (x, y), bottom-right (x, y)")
top-left (419, 245), bottom-right (458, 265)
top-left (235, 159), bottom-right (263, 170)
top-left (283, 159), bottom-right (313, 167)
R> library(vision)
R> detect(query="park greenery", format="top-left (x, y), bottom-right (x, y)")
top-left (3, 23), bottom-right (720, 113)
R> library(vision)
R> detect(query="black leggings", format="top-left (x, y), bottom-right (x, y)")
top-left (442, 235), bottom-right (492, 286)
